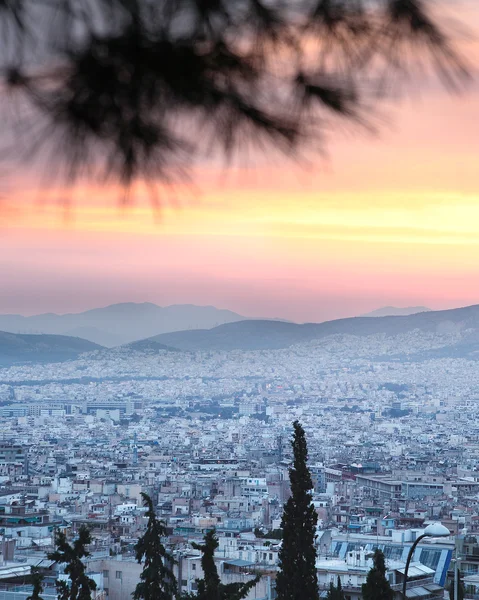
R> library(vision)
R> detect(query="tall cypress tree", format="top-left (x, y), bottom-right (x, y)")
top-left (276, 421), bottom-right (319, 600)
top-left (184, 529), bottom-right (259, 600)
top-left (47, 526), bottom-right (97, 600)
top-left (133, 492), bottom-right (177, 600)
top-left (361, 550), bottom-right (393, 600)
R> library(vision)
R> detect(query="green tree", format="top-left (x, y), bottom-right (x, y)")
top-left (26, 567), bottom-right (45, 600)
top-left (361, 549), bottom-right (393, 600)
top-left (191, 529), bottom-right (221, 600)
top-left (276, 421), bottom-right (319, 600)
top-left (184, 529), bottom-right (259, 600)
top-left (133, 492), bottom-right (176, 600)
top-left (449, 569), bottom-right (465, 600)
top-left (327, 577), bottom-right (345, 600)
top-left (327, 581), bottom-right (336, 600)
top-left (47, 526), bottom-right (97, 600)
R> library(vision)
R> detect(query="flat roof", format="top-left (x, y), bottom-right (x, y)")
top-left (224, 559), bottom-right (255, 567)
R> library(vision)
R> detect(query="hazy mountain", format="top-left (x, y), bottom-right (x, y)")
top-left (146, 303), bottom-right (479, 353)
top-left (361, 306), bottom-right (431, 317)
top-left (0, 303), bottom-right (247, 347)
top-left (0, 331), bottom-right (102, 366)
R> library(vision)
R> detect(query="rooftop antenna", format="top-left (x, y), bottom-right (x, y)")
top-left (277, 435), bottom-right (283, 463)
top-left (132, 433), bottom-right (138, 466)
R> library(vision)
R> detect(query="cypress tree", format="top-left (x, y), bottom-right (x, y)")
top-left (184, 529), bottom-right (259, 600)
top-left (47, 525), bottom-right (97, 600)
top-left (327, 581), bottom-right (336, 600)
top-left (327, 576), bottom-right (345, 600)
top-left (276, 421), bottom-right (319, 600)
top-left (133, 492), bottom-right (176, 600)
top-left (26, 567), bottom-right (45, 600)
top-left (336, 576), bottom-right (345, 600)
top-left (361, 550), bottom-right (393, 600)
top-left (191, 529), bottom-right (221, 600)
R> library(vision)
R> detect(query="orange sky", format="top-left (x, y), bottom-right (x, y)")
top-left (2, 11), bottom-right (479, 322)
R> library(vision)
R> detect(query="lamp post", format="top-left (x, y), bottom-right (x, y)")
top-left (401, 523), bottom-right (450, 600)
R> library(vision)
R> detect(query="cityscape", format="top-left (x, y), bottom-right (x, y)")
top-left (1, 0), bottom-right (479, 599)
top-left (1, 303), bottom-right (479, 599)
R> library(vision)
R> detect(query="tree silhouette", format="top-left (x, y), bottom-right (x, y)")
top-left (0, 0), bottom-right (468, 195)
top-left (361, 549), bottom-right (393, 600)
top-left (276, 420), bottom-right (319, 600)
top-left (133, 492), bottom-right (176, 600)
top-left (327, 576), bottom-right (345, 600)
top-left (26, 567), bottom-right (45, 600)
top-left (183, 529), bottom-right (260, 600)
top-left (47, 526), bottom-right (97, 600)
top-left (449, 569), bottom-right (465, 600)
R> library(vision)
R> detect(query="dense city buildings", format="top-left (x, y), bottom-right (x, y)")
top-left (0, 329), bottom-right (478, 599)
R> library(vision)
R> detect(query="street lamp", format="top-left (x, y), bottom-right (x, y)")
top-left (402, 523), bottom-right (450, 599)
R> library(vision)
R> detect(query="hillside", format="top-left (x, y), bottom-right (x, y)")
top-left (0, 303), bottom-right (247, 347)
top-left (0, 331), bottom-right (102, 366)
top-left (126, 339), bottom-right (181, 353)
top-left (146, 304), bottom-right (479, 353)
top-left (362, 306), bottom-right (431, 317)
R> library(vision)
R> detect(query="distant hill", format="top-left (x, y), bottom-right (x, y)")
top-left (0, 303), bottom-right (247, 347)
top-left (0, 331), bottom-right (102, 366)
top-left (145, 304), bottom-right (479, 353)
top-left (126, 339), bottom-right (181, 353)
top-left (362, 306), bottom-right (431, 317)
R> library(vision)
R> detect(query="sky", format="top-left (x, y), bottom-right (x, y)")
top-left (2, 7), bottom-right (479, 323)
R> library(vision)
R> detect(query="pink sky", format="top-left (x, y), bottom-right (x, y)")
top-left (2, 9), bottom-right (479, 323)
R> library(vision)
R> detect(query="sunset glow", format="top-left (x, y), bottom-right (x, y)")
top-left (3, 50), bottom-right (479, 321)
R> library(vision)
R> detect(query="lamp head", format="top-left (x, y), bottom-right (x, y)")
top-left (423, 523), bottom-right (451, 538)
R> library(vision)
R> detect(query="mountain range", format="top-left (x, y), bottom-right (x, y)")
top-left (0, 303), bottom-right (433, 348)
top-left (362, 306), bottom-right (431, 317)
top-left (138, 303), bottom-right (479, 354)
top-left (2, 302), bottom-right (479, 366)
top-left (0, 303), bottom-right (246, 347)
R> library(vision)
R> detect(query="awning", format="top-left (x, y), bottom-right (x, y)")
top-left (397, 565), bottom-right (434, 577)
top-left (406, 587), bottom-right (431, 598)
top-left (0, 565), bottom-right (31, 580)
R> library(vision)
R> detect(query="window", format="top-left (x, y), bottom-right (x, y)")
top-left (115, 571), bottom-right (122, 580)
top-left (192, 563), bottom-right (196, 571)
top-left (103, 570), bottom-right (109, 579)
top-left (181, 580), bottom-right (187, 587)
